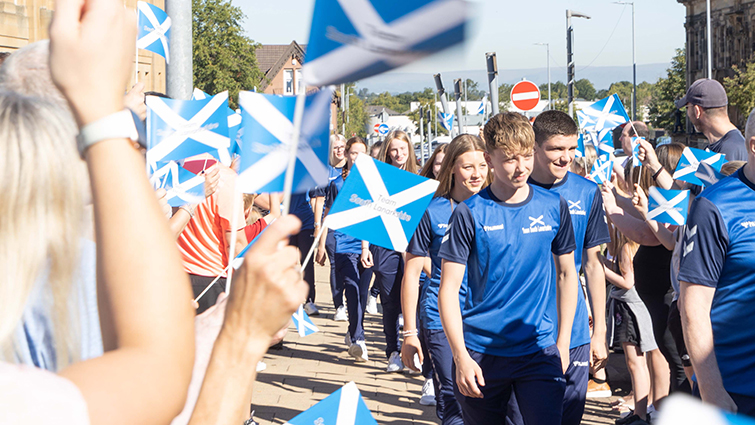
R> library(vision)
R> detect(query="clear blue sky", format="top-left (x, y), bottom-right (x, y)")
top-left (231, 0), bottom-right (687, 72)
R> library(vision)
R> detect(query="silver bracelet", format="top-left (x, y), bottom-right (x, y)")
top-left (179, 205), bottom-right (195, 218)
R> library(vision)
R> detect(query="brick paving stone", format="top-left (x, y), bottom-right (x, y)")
top-left (249, 263), bottom-right (624, 425)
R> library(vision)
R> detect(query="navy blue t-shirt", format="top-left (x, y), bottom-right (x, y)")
top-left (707, 129), bottom-right (747, 162)
top-left (530, 172), bottom-right (611, 349)
top-left (407, 196), bottom-right (467, 330)
top-left (678, 168), bottom-right (755, 397)
top-left (289, 193), bottom-right (314, 231)
top-left (438, 185), bottom-right (576, 357)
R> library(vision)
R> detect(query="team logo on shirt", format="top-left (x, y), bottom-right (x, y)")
top-left (483, 224), bottom-right (504, 231)
top-left (438, 223), bottom-right (448, 229)
top-left (741, 221), bottom-right (755, 229)
top-left (568, 200), bottom-right (587, 216)
top-left (683, 225), bottom-right (697, 257)
top-left (522, 215), bottom-right (553, 234)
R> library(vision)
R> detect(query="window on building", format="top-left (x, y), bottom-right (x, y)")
top-left (295, 69), bottom-right (304, 95)
top-left (284, 69), bottom-right (294, 95)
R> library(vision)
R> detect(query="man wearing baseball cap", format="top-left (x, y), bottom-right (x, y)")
top-left (676, 78), bottom-right (747, 161)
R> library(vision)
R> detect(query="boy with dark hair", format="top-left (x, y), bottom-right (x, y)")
top-left (506, 110), bottom-right (611, 425)
top-left (438, 112), bottom-right (579, 425)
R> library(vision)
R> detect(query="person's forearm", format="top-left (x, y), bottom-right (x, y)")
top-left (584, 250), bottom-right (607, 337)
top-left (188, 330), bottom-right (268, 425)
top-left (313, 197), bottom-right (324, 235)
top-left (61, 139), bottom-right (195, 425)
top-left (439, 261), bottom-right (468, 360)
top-left (680, 283), bottom-right (726, 403)
top-left (647, 162), bottom-right (675, 190)
top-left (401, 255), bottom-right (425, 334)
top-left (170, 205), bottom-right (195, 238)
top-left (556, 256), bottom-right (578, 351)
top-left (615, 192), bottom-right (645, 220)
top-left (643, 218), bottom-right (676, 251)
top-left (606, 207), bottom-right (660, 246)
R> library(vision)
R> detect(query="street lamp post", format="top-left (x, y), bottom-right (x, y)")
top-left (706, 0), bottom-right (712, 79)
top-left (534, 43), bottom-right (550, 110)
top-left (566, 10), bottom-right (591, 117)
top-left (486, 52), bottom-right (500, 116)
top-left (613, 2), bottom-right (636, 120)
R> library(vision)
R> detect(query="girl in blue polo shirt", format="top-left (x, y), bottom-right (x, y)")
top-left (402, 134), bottom-right (490, 424)
top-left (438, 112), bottom-right (578, 425)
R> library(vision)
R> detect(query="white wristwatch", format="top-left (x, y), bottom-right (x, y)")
top-left (76, 109), bottom-right (146, 158)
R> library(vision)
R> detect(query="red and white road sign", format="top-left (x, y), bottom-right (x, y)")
top-left (374, 123), bottom-right (380, 133)
top-left (510, 80), bottom-right (540, 111)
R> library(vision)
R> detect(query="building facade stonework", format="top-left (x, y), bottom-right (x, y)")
top-left (0, 0), bottom-right (165, 93)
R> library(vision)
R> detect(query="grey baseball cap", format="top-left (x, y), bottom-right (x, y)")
top-left (675, 78), bottom-right (728, 109)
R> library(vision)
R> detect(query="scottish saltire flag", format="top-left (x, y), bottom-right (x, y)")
top-left (146, 93), bottom-right (231, 167)
top-left (192, 88), bottom-right (243, 157)
top-left (237, 88), bottom-right (333, 194)
top-left (324, 154), bottom-right (438, 252)
top-left (597, 129), bottom-right (615, 157)
top-left (672, 147), bottom-right (727, 186)
top-left (576, 133), bottom-right (585, 159)
top-left (695, 162), bottom-right (726, 188)
top-left (647, 187), bottom-right (690, 225)
top-left (473, 98), bottom-right (485, 115)
top-left (631, 137), bottom-right (644, 165)
top-left (291, 304), bottom-right (319, 337)
top-left (230, 224), bottom-right (273, 270)
top-left (284, 382), bottom-right (377, 425)
top-left (303, 0), bottom-right (469, 87)
top-left (590, 155), bottom-right (613, 184)
top-left (576, 109), bottom-right (597, 131)
top-left (137, 1), bottom-right (171, 63)
top-left (579, 94), bottom-right (630, 134)
top-left (439, 111), bottom-right (454, 131)
top-left (149, 161), bottom-right (205, 207)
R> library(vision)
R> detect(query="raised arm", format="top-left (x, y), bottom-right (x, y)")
top-left (50, 1), bottom-right (194, 423)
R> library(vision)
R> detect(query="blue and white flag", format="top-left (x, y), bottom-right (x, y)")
top-left (576, 109), bottom-right (596, 131)
top-left (631, 137), bottom-right (644, 165)
top-left (695, 162), bottom-right (726, 188)
top-left (291, 304), bottom-right (319, 337)
top-left (597, 129), bottom-right (615, 157)
top-left (472, 98), bottom-right (485, 115)
top-left (576, 133), bottom-right (585, 159)
top-left (149, 161), bottom-right (205, 207)
top-left (578, 94), bottom-right (630, 133)
top-left (283, 382), bottom-right (377, 425)
top-left (590, 155), bottom-right (613, 184)
top-left (237, 88), bottom-right (333, 194)
top-left (657, 393), bottom-right (755, 425)
top-left (439, 111), bottom-right (454, 131)
top-left (324, 154), bottom-right (438, 252)
top-left (672, 147), bottom-right (727, 186)
top-left (137, 1), bottom-right (171, 63)
top-left (146, 93), bottom-right (231, 166)
top-left (303, 0), bottom-right (468, 86)
top-left (647, 187), bottom-right (690, 225)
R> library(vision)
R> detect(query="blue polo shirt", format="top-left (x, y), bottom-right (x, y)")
top-left (439, 185), bottom-right (576, 357)
top-left (326, 171), bottom-right (362, 254)
top-left (530, 172), bottom-right (610, 349)
top-left (406, 195), bottom-right (467, 330)
top-left (678, 168), bottom-right (755, 397)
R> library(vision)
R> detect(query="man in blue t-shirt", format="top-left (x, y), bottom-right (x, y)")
top-left (505, 110), bottom-right (610, 425)
top-left (438, 112), bottom-right (579, 425)
top-left (678, 133), bottom-right (755, 417)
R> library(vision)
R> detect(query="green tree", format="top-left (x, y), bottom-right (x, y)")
top-left (498, 83), bottom-right (513, 111)
top-left (193, 0), bottom-right (263, 109)
top-left (464, 79), bottom-right (484, 100)
top-left (575, 79), bottom-right (596, 101)
top-left (724, 59), bottom-right (755, 128)
top-left (648, 48), bottom-right (686, 132)
top-left (337, 83), bottom-right (368, 138)
top-left (607, 81), bottom-right (633, 111)
top-left (369, 91), bottom-right (404, 113)
top-left (539, 81), bottom-right (569, 100)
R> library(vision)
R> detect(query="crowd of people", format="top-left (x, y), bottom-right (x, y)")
top-left (2, 1), bottom-right (755, 424)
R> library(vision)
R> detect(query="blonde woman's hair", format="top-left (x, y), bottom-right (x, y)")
top-left (572, 143), bottom-right (597, 176)
top-left (329, 133), bottom-right (347, 167)
top-left (435, 135), bottom-right (491, 198)
top-left (483, 112), bottom-right (535, 158)
top-left (0, 92), bottom-right (84, 368)
top-left (378, 130), bottom-right (418, 174)
top-left (420, 143), bottom-right (448, 179)
top-left (721, 160), bottom-right (746, 176)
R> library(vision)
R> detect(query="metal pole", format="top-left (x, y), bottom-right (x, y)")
top-left (434, 92), bottom-right (438, 136)
top-left (434, 74), bottom-right (454, 137)
top-left (464, 78), bottom-right (468, 129)
top-left (341, 83), bottom-right (346, 134)
top-left (706, 0), bottom-right (712, 79)
top-left (426, 109), bottom-right (432, 156)
top-left (547, 44), bottom-right (551, 111)
top-left (454, 78), bottom-right (464, 136)
top-left (567, 11), bottom-right (574, 117)
top-left (631, 3), bottom-right (636, 120)
top-left (486, 53), bottom-right (500, 116)
top-left (165, 0), bottom-right (192, 100)
top-left (419, 105), bottom-right (425, 166)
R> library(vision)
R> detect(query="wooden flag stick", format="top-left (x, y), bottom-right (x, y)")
top-left (224, 179), bottom-right (242, 294)
top-left (281, 91), bottom-right (307, 216)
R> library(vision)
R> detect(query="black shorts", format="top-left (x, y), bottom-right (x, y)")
top-left (613, 300), bottom-right (640, 348)
top-left (667, 300), bottom-right (692, 367)
top-left (189, 273), bottom-right (226, 315)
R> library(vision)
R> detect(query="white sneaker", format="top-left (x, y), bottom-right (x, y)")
top-left (386, 351), bottom-right (404, 373)
top-left (333, 305), bottom-right (348, 321)
top-left (256, 361), bottom-right (267, 372)
top-left (366, 295), bottom-right (378, 314)
top-left (419, 378), bottom-right (436, 406)
top-left (399, 314), bottom-right (404, 329)
top-left (304, 301), bottom-right (319, 316)
top-left (348, 340), bottom-right (369, 362)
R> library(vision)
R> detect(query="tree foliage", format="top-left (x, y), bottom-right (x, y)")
top-left (498, 83), bottom-right (513, 111)
top-left (724, 59), bottom-right (755, 128)
top-left (648, 48), bottom-right (686, 132)
top-left (575, 79), bottom-right (596, 101)
top-left (337, 83), bottom-right (369, 138)
top-left (192, 0), bottom-right (263, 108)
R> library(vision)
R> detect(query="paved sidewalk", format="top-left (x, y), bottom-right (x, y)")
top-left (251, 264), bottom-right (628, 424)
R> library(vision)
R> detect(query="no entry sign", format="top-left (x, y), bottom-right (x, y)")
top-left (374, 123), bottom-right (380, 133)
top-left (511, 80), bottom-right (540, 111)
